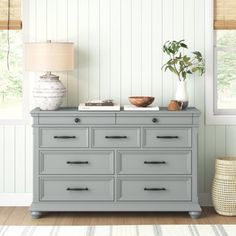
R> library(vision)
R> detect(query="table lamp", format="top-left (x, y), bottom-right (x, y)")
top-left (25, 41), bottom-right (75, 110)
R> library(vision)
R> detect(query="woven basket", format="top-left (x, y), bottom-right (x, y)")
top-left (212, 157), bottom-right (236, 216)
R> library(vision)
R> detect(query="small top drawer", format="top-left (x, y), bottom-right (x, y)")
top-left (116, 116), bottom-right (192, 125)
top-left (38, 115), bottom-right (115, 125)
top-left (143, 128), bottom-right (191, 148)
top-left (92, 128), bottom-right (140, 148)
top-left (40, 128), bottom-right (88, 148)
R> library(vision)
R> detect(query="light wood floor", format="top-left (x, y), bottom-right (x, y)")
top-left (0, 207), bottom-right (235, 225)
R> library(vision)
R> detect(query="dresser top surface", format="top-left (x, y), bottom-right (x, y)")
top-left (31, 107), bottom-right (200, 116)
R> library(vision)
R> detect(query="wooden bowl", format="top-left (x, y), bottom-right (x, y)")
top-left (128, 96), bottom-right (155, 107)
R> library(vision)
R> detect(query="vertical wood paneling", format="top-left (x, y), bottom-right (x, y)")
top-left (173, 0), bottom-right (184, 98)
top-left (120, 0), bottom-right (132, 104)
top-left (4, 126), bottom-right (15, 192)
top-left (0, 126), bottom-right (4, 192)
top-left (15, 126), bottom-right (26, 193)
top-left (205, 126), bottom-right (216, 192)
top-left (47, 0), bottom-right (57, 41)
top-left (226, 126), bottom-right (236, 156)
top-left (78, 0), bottom-right (89, 103)
top-left (215, 126), bottom-right (226, 157)
top-left (162, 0), bottom-right (174, 106)
top-left (88, 0), bottom-right (100, 100)
top-left (141, 0), bottom-right (152, 96)
top-left (25, 125), bottom-right (33, 193)
top-left (194, 0), bottom-right (205, 193)
top-left (184, 0), bottom-right (195, 106)
top-left (110, 0), bottom-right (121, 103)
top-left (56, 0), bottom-right (68, 106)
top-left (1, 0), bottom-right (236, 200)
top-left (131, 0), bottom-right (142, 96)
top-left (100, 0), bottom-right (111, 100)
top-left (151, 0), bottom-right (163, 105)
top-left (67, 0), bottom-right (79, 106)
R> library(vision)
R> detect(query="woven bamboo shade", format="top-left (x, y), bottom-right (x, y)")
top-left (0, 0), bottom-right (21, 30)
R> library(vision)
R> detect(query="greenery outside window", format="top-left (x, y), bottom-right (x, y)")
top-left (215, 30), bottom-right (236, 115)
top-left (0, 30), bottom-right (23, 119)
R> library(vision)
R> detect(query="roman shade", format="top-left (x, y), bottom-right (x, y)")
top-left (0, 0), bottom-right (22, 30)
top-left (215, 0), bottom-right (236, 29)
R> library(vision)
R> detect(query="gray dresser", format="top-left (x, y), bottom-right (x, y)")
top-left (30, 107), bottom-right (201, 219)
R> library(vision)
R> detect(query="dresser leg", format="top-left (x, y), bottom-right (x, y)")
top-left (189, 211), bottom-right (201, 219)
top-left (31, 211), bottom-right (43, 219)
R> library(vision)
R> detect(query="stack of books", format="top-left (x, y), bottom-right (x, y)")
top-left (78, 100), bottom-right (120, 111)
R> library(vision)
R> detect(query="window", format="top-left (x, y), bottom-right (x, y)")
top-left (0, 0), bottom-right (23, 121)
top-left (205, 0), bottom-right (236, 124)
top-left (0, 30), bottom-right (23, 119)
top-left (215, 30), bottom-right (236, 114)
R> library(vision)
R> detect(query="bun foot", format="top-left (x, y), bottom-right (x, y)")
top-left (189, 211), bottom-right (201, 219)
top-left (31, 211), bottom-right (43, 219)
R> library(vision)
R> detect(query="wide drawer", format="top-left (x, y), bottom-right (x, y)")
top-left (40, 177), bottom-right (114, 201)
top-left (117, 177), bottom-right (191, 201)
top-left (143, 128), bottom-right (191, 148)
top-left (39, 128), bottom-right (88, 148)
top-left (39, 115), bottom-right (115, 125)
top-left (117, 151), bottom-right (191, 175)
top-left (116, 116), bottom-right (192, 125)
top-left (92, 128), bottom-right (140, 148)
top-left (40, 151), bottom-right (114, 175)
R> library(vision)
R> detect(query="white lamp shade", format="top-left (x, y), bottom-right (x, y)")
top-left (25, 42), bottom-right (75, 72)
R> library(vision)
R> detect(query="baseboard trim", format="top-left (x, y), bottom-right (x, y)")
top-left (0, 193), bottom-right (212, 207)
top-left (0, 193), bottom-right (32, 206)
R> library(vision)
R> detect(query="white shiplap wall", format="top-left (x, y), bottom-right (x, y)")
top-left (0, 0), bottom-right (236, 206)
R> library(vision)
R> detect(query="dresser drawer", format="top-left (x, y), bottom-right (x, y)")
top-left (117, 151), bottom-right (191, 175)
top-left (40, 151), bottom-right (114, 175)
top-left (40, 128), bottom-right (88, 148)
top-left (117, 177), bottom-right (191, 201)
top-left (40, 177), bottom-right (114, 201)
top-left (92, 128), bottom-right (140, 148)
top-left (143, 128), bottom-right (191, 148)
top-left (39, 115), bottom-right (115, 125)
top-left (116, 116), bottom-right (192, 125)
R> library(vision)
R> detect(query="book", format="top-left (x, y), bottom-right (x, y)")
top-left (78, 104), bottom-right (120, 111)
top-left (124, 105), bottom-right (160, 111)
top-left (85, 99), bottom-right (114, 106)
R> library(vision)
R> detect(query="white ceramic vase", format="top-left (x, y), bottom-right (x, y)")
top-left (175, 80), bottom-right (189, 109)
top-left (33, 75), bottom-right (66, 110)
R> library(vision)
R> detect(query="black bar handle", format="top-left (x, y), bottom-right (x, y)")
top-left (105, 136), bottom-right (127, 139)
top-left (67, 161), bottom-right (89, 164)
top-left (67, 187), bottom-right (89, 191)
top-left (54, 136), bottom-right (76, 139)
top-left (144, 161), bottom-right (166, 164)
top-left (144, 187), bottom-right (166, 191)
top-left (156, 136), bottom-right (179, 139)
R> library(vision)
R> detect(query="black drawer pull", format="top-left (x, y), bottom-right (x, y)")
top-left (74, 118), bottom-right (80, 123)
top-left (105, 136), bottom-right (127, 139)
top-left (156, 136), bottom-right (179, 139)
top-left (144, 161), bottom-right (166, 164)
top-left (67, 161), bottom-right (89, 164)
top-left (144, 187), bottom-right (166, 191)
top-left (54, 136), bottom-right (76, 139)
top-left (67, 187), bottom-right (89, 191)
top-left (152, 118), bottom-right (158, 123)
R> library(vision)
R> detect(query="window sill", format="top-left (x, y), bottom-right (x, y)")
top-left (206, 112), bottom-right (236, 125)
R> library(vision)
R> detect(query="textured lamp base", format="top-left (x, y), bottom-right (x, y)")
top-left (33, 73), bottom-right (66, 110)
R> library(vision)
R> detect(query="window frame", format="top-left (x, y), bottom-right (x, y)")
top-left (205, 0), bottom-right (236, 124)
top-left (0, 0), bottom-right (29, 125)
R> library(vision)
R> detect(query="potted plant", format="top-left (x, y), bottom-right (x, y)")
top-left (162, 40), bottom-right (205, 109)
